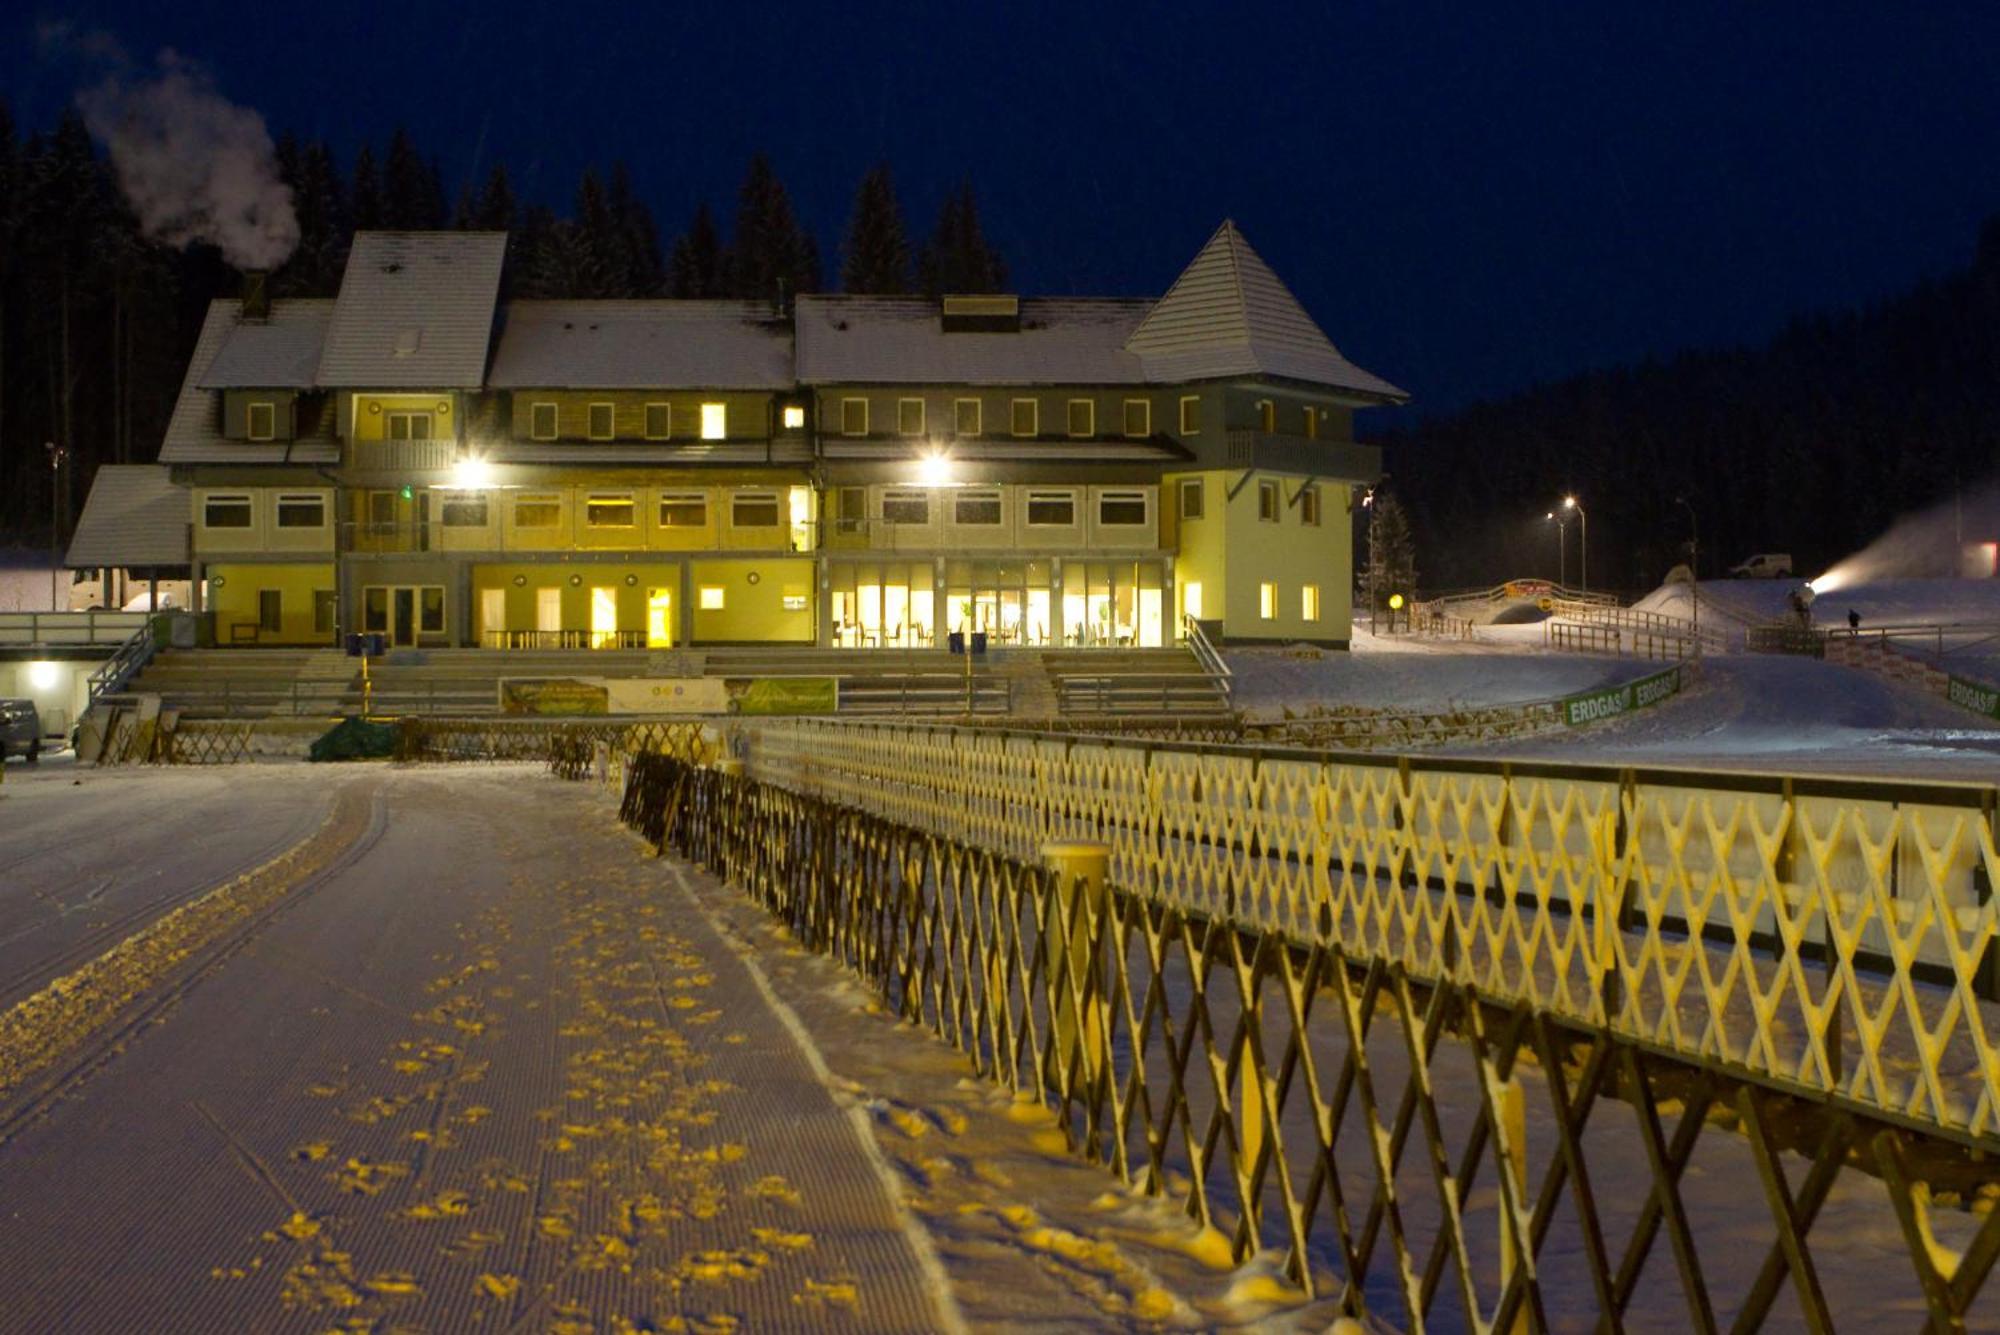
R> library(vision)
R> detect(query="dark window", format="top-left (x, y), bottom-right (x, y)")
top-left (420, 587), bottom-right (445, 633)
top-left (247, 401), bottom-right (276, 440)
top-left (881, 490), bottom-right (930, 525)
top-left (441, 498), bottom-right (489, 527)
top-left (258, 589), bottom-right (282, 633)
top-left (1099, 492), bottom-right (1148, 526)
top-left (1011, 398), bottom-right (1038, 436)
top-left (368, 491), bottom-right (398, 527)
top-left (362, 587), bottom-right (389, 632)
top-left (387, 412), bottom-right (433, 441)
top-left (1122, 399), bottom-right (1150, 437)
top-left (530, 402), bottom-right (558, 440)
top-left (953, 491), bottom-right (1002, 525)
top-left (841, 398), bottom-right (868, 435)
top-left (732, 493), bottom-right (781, 528)
top-left (585, 496), bottom-right (636, 527)
top-left (658, 493), bottom-right (707, 527)
top-left (204, 495), bottom-right (253, 529)
top-left (954, 399), bottom-right (982, 436)
top-left (836, 486), bottom-right (866, 533)
top-left (587, 402), bottom-right (615, 440)
top-left (1067, 399), bottom-right (1094, 437)
top-left (1300, 486), bottom-right (1321, 526)
top-left (513, 494), bottom-right (562, 527)
top-left (1179, 478), bottom-right (1204, 520)
top-left (1026, 491), bottom-right (1075, 526)
top-left (275, 495), bottom-right (325, 528)
top-left (897, 398), bottom-right (925, 436)
top-left (1258, 480), bottom-right (1280, 522)
top-left (644, 403), bottom-right (671, 439)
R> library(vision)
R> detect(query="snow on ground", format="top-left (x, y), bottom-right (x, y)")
top-left (1638, 575), bottom-right (2000, 631)
top-left (1228, 626), bottom-right (1651, 722)
top-left (0, 552), bottom-right (60, 613)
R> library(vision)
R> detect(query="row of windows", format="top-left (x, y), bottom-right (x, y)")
top-left (203, 493), bottom-right (327, 529)
top-left (838, 396), bottom-right (1197, 439)
top-left (849, 487), bottom-right (1147, 529)
top-left (525, 401), bottom-right (779, 443)
top-left (1176, 478), bottom-right (1323, 526)
top-left (417, 490), bottom-right (787, 532)
top-left (1256, 581), bottom-right (1323, 622)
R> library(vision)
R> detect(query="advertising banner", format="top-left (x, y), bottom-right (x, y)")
top-left (1947, 675), bottom-right (2000, 721)
top-left (731, 677), bottom-right (838, 716)
top-left (604, 677), bottom-right (730, 715)
top-left (499, 678), bottom-right (610, 717)
top-left (1560, 663), bottom-right (1689, 728)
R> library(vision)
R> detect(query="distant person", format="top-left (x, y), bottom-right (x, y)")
top-left (1789, 584), bottom-right (1815, 629)
top-left (1848, 609), bottom-right (1861, 632)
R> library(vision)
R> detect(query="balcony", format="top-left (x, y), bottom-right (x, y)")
top-left (1222, 430), bottom-right (1381, 482)
top-left (348, 438), bottom-right (457, 474)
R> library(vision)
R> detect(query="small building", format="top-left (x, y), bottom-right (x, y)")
top-left (134, 221), bottom-right (1404, 651)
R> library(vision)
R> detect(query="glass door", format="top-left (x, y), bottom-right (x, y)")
top-left (392, 588), bottom-right (417, 647)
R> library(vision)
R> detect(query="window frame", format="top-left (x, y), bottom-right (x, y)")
top-left (529, 401), bottom-right (559, 441)
top-left (1302, 583), bottom-right (1322, 621)
top-left (952, 489), bottom-right (1003, 527)
top-left (1258, 479), bottom-right (1281, 523)
top-left (1024, 488), bottom-right (1077, 527)
top-left (1097, 490), bottom-right (1149, 527)
top-left (781, 403), bottom-right (807, 431)
top-left (1259, 581), bottom-right (1277, 620)
top-left (247, 400), bottom-right (277, 442)
top-left (387, 411), bottom-right (434, 441)
top-left (1178, 478), bottom-right (1204, 521)
top-left (657, 490), bottom-right (708, 529)
top-left (840, 397), bottom-right (869, 437)
top-left (1178, 395), bottom-right (1200, 435)
top-left (420, 586), bottom-right (446, 634)
top-left (258, 588), bottom-right (283, 633)
top-left (274, 493), bottom-right (327, 530)
top-left (880, 488), bottom-right (931, 526)
top-left (897, 397), bottom-right (926, 437)
top-left (512, 492), bottom-right (563, 529)
top-left (586, 401), bottom-right (616, 442)
top-left (731, 490), bottom-right (782, 530)
top-left (1010, 397), bottom-right (1039, 438)
top-left (1066, 398), bottom-right (1094, 439)
top-left (698, 586), bottom-right (726, 610)
top-left (643, 402), bottom-right (672, 440)
top-left (1122, 398), bottom-right (1151, 438)
top-left (1257, 398), bottom-right (1276, 433)
top-left (440, 496), bottom-right (490, 527)
top-left (583, 493), bottom-right (637, 529)
top-left (203, 493), bottom-right (254, 530)
top-left (953, 398), bottom-right (982, 437)
top-left (700, 402), bottom-right (727, 440)
top-left (1303, 405), bottom-right (1319, 439)
top-left (1300, 484), bottom-right (1322, 527)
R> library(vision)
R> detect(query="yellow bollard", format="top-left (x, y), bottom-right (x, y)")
top-left (1042, 841), bottom-right (1109, 1092)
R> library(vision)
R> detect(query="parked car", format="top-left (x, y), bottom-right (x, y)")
top-left (1729, 553), bottom-right (1794, 579)
top-left (0, 698), bottom-right (40, 763)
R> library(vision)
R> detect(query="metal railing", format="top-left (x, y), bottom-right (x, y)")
top-left (1553, 599), bottom-right (1730, 653)
top-left (84, 619), bottom-right (159, 712)
top-left (1180, 612), bottom-right (1234, 700)
top-left (1544, 620), bottom-right (1624, 654)
top-left (480, 629), bottom-right (652, 650)
top-left (619, 735), bottom-right (2000, 1327)
top-left (0, 610), bottom-right (152, 647)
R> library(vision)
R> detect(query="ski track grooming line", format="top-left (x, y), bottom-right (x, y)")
top-left (0, 781), bottom-right (389, 1142)
top-left (661, 858), bottom-right (973, 1335)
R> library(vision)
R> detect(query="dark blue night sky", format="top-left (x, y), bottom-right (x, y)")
top-left (8, 1), bottom-right (1999, 417)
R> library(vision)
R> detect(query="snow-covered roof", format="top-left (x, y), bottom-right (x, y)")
top-left (66, 465), bottom-right (189, 568)
top-left (197, 300), bottom-right (333, 388)
top-left (795, 297), bottom-right (1152, 386)
top-left (160, 302), bottom-right (340, 464)
top-left (487, 301), bottom-right (793, 390)
top-left (316, 231), bottom-right (507, 388)
top-left (1124, 221), bottom-right (1407, 402)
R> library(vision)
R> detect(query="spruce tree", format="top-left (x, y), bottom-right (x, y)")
top-left (727, 154), bottom-right (818, 304)
top-left (668, 203), bottom-right (724, 298)
top-left (472, 165), bottom-right (516, 231)
top-left (277, 138), bottom-right (346, 294)
top-left (572, 168), bottom-right (621, 297)
top-left (382, 128), bottom-right (442, 229)
top-left (1366, 490), bottom-right (1419, 613)
top-left (349, 145), bottom-right (384, 232)
top-left (607, 162), bottom-right (663, 296)
top-left (838, 164), bottom-right (912, 294)
top-left (918, 181), bottom-right (1007, 295)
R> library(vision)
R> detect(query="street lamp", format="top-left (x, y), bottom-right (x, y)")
top-left (1545, 511), bottom-right (1568, 588)
top-left (1563, 495), bottom-right (1588, 593)
top-left (45, 442), bottom-right (69, 611)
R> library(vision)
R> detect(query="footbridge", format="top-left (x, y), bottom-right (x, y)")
top-left (618, 719), bottom-right (2000, 1328)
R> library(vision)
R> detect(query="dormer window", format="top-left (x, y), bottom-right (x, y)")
top-left (644, 403), bottom-right (672, 439)
top-left (530, 401), bottom-right (558, 440)
top-left (897, 398), bottom-right (925, 436)
top-left (1122, 399), bottom-right (1150, 438)
top-left (387, 412), bottom-right (433, 441)
top-left (247, 401), bottom-right (276, 441)
top-left (1066, 399), bottom-right (1094, 438)
top-left (1179, 395), bottom-right (1201, 435)
top-left (954, 399), bottom-right (982, 436)
top-left (700, 403), bottom-right (727, 440)
top-left (841, 397), bottom-right (868, 436)
top-left (587, 402), bottom-right (615, 441)
top-left (1011, 398), bottom-right (1038, 437)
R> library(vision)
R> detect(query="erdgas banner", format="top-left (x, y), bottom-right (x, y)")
top-left (1560, 663), bottom-right (1692, 728)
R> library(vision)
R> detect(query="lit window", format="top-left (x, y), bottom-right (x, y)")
top-left (247, 401), bottom-right (276, 441)
top-left (1300, 485), bottom-right (1321, 526)
top-left (587, 402), bottom-right (615, 440)
top-left (732, 492), bottom-right (781, 528)
top-left (700, 402), bottom-right (726, 440)
top-left (1182, 581), bottom-right (1203, 619)
top-left (514, 493), bottom-right (562, 527)
top-left (953, 490), bottom-right (1002, 525)
top-left (441, 497), bottom-right (489, 526)
top-left (1258, 479), bottom-right (1280, 523)
top-left (586, 495), bottom-right (636, 527)
top-left (841, 397), bottom-right (868, 436)
top-left (204, 494), bottom-right (253, 529)
top-left (1179, 395), bottom-right (1200, 434)
top-left (1098, 491), bottom-right (1148, 526)
top-left (782, 404), bottom-right (806, 430)
top-left (698, 586), bottom-right (726, 610)
top-left (658, 492), bottom-right (707, 527)
top-left (1178, 478), bottom-right (1203, 521)
top-left (644, 403), bottom-right (671, 439)
top-left (1259, 582), bottom-right (1277, 619)
top-left (1302, 584), bottom-right (1321, 621)
top-left (1025, 490), bottom-right (1075, 526)
top-left (1122, 399), bottom-right (1150, 437)
top-left (882, 490), bottom-right (930, 525)
top-left (530, 402), bottom-right (558, 440)
top-left (1303, 406), bottom-right (1319, 439)
top-left (897, 398), bottom-right (925, 436)
top-left (275, 494), bottom-right (326, 528)
top-left (954, 398), bottom-right (982, 436)
top-left (1066, 399), bottom-right (1094, 438)
top-left (1257, 399), bottom-right (1276, 433)
top-left (1010, 398), bottom-right (1038, 437)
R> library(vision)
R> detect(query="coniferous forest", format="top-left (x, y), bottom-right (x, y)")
top-left (2, 95), bottom-right (1996, 596)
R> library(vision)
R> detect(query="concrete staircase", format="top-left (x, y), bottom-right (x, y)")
top-left (1042, 647), bottom-right (1234, 724)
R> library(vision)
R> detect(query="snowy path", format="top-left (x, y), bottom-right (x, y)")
top-left (0, 767), bottom-right (952, 1333)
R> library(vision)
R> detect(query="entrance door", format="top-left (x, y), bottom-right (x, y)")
top-left (392, 588), bottom-right (417, 647)
top-left (590, 587), bottom-right (619, 649)
top-left (479, 588), bottom-right (506, 648)
top-left (536, 588), bottom-right (562, 644)
top-left (646, 589), bottom-right (674, 648)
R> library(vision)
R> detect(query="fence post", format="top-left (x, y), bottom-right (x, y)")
top-left (1497, 1074), bottom-right (1529, 1334)
top-left (1043, 841), bottom-right (1108, 1093)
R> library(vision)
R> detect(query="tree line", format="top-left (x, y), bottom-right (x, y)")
top-left (0, 106), bottom-right (1009, 545)
top-left (1377, 216), bottom-right (2000, 593)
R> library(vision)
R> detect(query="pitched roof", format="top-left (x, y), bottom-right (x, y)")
top-left (487, 301), bottom-right (793, 390)
top-left (66, 466), bottom-right (190, 568)
top-left (159, 302), bottom-right (341, 464)
top-left (1124, 221), bottom-right (1407, 401)
top-left (197, 300), bottom-right (333, 388)
top-left (316, 231), bottom-right (507, 388)
top-left (795, 297), bottom-right (1152, 385)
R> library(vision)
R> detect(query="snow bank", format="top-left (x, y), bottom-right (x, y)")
top-left (1228, 639), bottom-right (1651, 721)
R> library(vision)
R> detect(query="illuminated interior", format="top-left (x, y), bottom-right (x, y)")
top-left (828, 558), bottom-right (1166, 648)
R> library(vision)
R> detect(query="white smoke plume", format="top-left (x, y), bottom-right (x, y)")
top-left (1811, 478), bottom-right (2000, 592)
top-left (77, 48), bottom-right (298, 271)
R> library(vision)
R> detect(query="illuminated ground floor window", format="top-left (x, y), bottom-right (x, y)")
top-left (828, 560), bottom-right (936, 649)
top-left (827, 557), bottom-right (1166, 648)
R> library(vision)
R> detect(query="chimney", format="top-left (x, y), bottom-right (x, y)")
top-left (241, 270), bottom-right (271, 322)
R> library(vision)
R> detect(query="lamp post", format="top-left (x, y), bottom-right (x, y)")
top-left (45, 442), bottom-right (68, 611)
top-left (1563, 495), bottom-right (1588, 593)
top-left (1673, 494), bottom-right (1699, 638)
top-left (1362, 484), bottom-right (1378, 636)
top-left (1545, 511), bottom-right (1568, 588)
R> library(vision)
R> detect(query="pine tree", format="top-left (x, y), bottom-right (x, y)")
top-left (382, 128), bottom-right (443, 229)
top-left (607, 162), bottom-right (663, 296)
top-left (349, 145), bottom-right (384, 232)
top-left (727, 154), bottom-right (818, 304)
top-left (838, 164), bottom-right (912, 294)
top-left (508, 205), bottom-right (558, 297)
top-left (668, 203), bottom-right (724, 298)
top-left (472, 165), bottom-right (516, 231)
top-left (918, 181), bottom-right (1007, 295)
top-left (571, 168), bottom-right (622, 297)
top-left (1366, 490), bottom-right (1419, 613)
top-left (276, 138), bottom-right (346, 294)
